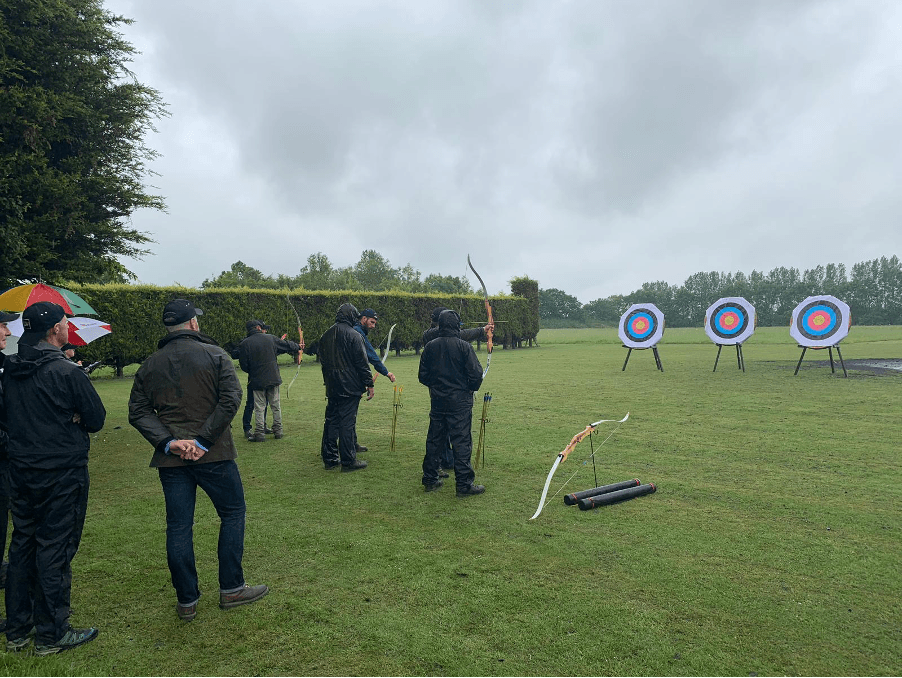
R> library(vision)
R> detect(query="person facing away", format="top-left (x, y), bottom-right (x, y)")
top-left (238, 319), bottom-right (300, 442)
top-left (421, 306), bottom-right (494, 475)
top-left (0, 310), bottom-right (19, 604)
top-left (318, 303), bottom-right (374, 472)
top-left (418, 309), bottom-right (485, 497)
top-left (2, 302), bottom-right (106, 655)
top-left (127, 299), bottom-right (268, 623)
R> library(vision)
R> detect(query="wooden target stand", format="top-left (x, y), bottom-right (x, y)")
top-left (794, 344), bottom-right (847, 377)
top-left (622, 345), bottom-right (664, 372)
top-left (713, 343), bottom-right (745, 372)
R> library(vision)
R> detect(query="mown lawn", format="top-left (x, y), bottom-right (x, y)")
top-left (1, 326), bottom-right (900, 676)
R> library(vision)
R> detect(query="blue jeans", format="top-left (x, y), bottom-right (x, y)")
top-left (158, 461), bottom-right (246, 605)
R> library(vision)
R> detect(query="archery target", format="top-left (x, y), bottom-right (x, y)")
top-left (618, 303), bottom-right (665, 348)
top-left (789, 295), bottom-right (851, 347)
top-left (704, 297), bottom-right (756, 345)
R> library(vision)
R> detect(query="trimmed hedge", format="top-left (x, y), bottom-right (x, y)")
top-left (67, 284), bottom-right (538, 374)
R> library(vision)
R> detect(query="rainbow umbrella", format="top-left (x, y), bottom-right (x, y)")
top-left (7, 316), bottom-right (111, 346)
top-left (0, 283), bottom-right (97, 315)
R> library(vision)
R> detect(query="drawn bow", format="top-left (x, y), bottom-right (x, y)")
top-left (285, 290), bottom-right (304, 399)
top-left (467, 254), bottom-right (493, 379)
top-left (529, 413), bottom-right (630, 520)
top-left (373, 323), bottom-right (396, 383)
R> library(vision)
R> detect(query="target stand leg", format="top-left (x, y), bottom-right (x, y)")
top-left (827, 346), bottom-right (836, 373)
top-left (835, 344), bottom-right (847, 377)
top-left (736, 343), bottom-right (745, 372)
top-left (652, 346), bottom-right (663, 372)
top-left (713, 344), bottom-right (723, 372)
top-left (794, 346), bottom-right (807, 375)
top-left (622, 347), bottom-right (632, 371)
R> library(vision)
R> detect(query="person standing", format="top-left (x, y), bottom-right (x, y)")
top-left (2, 302), bottom-right (106, 655)
top-left (418, 309), bottom-right (485, 496)
top-left (238, 319), bottom-right (300, 442)
top-left (421, 307), bottom-right (493, 476)
top-left (128, 299), bottom-right (268, 622)
top-left (0, 310), bottom-right (20, 616)
top-left (352, 309), bottom-right (394, 452)
top-left (318, 303), bottom-right (374, 471)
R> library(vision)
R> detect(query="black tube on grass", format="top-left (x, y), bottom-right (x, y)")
top-left (564, 478), bottom-right (641, 505)
top-left (577, 483), bottom-right (656, 510)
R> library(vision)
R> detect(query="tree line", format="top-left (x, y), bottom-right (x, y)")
top-left (541, 256), bottom-right (902, 327)
top-left (201, 251), bottom-right (475, 295)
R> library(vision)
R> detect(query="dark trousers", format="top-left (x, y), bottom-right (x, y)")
top-left (422, 405), bottom-right (476, 490)
top-left (5, 466), bottom-right (89, 644)
top-left (242, 384), bottom-right (268, 432)
top-left (321, 396), bottom-right (361, 466)
top-left (0, 458), bottom-right (9, 564)
top-left (158, 461), bottom-right (246, 606)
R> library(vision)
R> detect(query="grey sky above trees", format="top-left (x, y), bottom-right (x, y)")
top-left (108, 0), bottom-right (902, 303)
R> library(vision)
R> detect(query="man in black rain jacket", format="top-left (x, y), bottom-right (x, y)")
top-left (318, 303), bottom-right (374, 471)
top-left (418, 310), bottom-right (485, 496)
top-left (2, 302), bottom-right (106, 655)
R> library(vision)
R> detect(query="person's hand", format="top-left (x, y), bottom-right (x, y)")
top-left (72, 413), bottom-right (81, 424)
top-left (366, 386), bottom-right (375, 401)
top-left (170, 439), bottom-right (204, 461)
top-left (387, 372), bottom-right (396, 383)
top-left (485, 322), bottom-right (494, 335)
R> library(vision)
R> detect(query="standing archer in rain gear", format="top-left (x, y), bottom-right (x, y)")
top-left (318, 303), bottom-right (374, 471)
top-left (418, 310), bottom-right (485, 496)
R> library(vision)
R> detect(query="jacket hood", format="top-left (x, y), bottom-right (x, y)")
top-left (438, 310), bottom-right (461, 337)
top-left (335, 303), bottom-right (360, 327)
top-left (4, 342), bottom-right (64, 379)
top-left (157, 330), bottom-right (221, 350)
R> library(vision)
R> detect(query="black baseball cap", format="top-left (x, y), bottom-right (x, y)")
top-left (163, 299), bottom-right (203, 326)
top-left (246, 319), bottom-right (264, 331)
top-left (360, 308), bottom-right (379, 319)
top-left (0, 310), bottom-right (19, 323)
top-left (20, 301), bottom-right (66, 345)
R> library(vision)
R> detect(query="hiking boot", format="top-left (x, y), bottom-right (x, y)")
top-left (34, 627), bottom-right (98, 656)
top-left (424, 480), bottom-right (444, 492)
top-left (251, 434), bottom-right (265, 443)
top-left (355, 443), bottom-right (368, 452)
top-left (176, 602), bottom-right (197, 622)
top-left (341, 460), bottom-right (368, 472)
top-left (219, 584), bottom-right (269, 609)
top-left (324, 460), bottom-right (341, 470)
top-left (438, 470), bottom-right (450, 478)
top-left (456, 484), bottom-right (486, 497)
top-left (245, 430), bottom-right (254, 441)
top-left (273, 432), bottom-right (284, 440)
top-left (264, 427), bottom-right (273, 435)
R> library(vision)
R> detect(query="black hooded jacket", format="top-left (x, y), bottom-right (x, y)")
top-left (318, 303), bottom-right (374, 398)
top-left (418, 310), bottom-right (483, 409)
top-left (238, 327), bottom-right (300, 390)
top-left (1, 341), bottom-right (106, 469)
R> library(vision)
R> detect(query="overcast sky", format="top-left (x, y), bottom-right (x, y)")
top-left (106, 0), bottom-right (902, 303)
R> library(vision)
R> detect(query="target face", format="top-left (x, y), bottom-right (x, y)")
top-left (618, 303), bottom-right (665, 348)
top-left (704, 297), bottom-right (756, 345)
top-left (790, 295), bottom-right (851, 347)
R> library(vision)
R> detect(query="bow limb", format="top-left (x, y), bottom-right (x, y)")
top-left (467, 254), bottom-right (493, 378)
top-left (285, 290), bottom-right (303, 399)
top-left (529, 412), bottom-right (629, 520)
top-left (381, 323), bottom-right (396, 364)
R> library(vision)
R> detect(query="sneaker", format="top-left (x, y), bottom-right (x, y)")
top-left (355, 443), bottom-right (368, 452)
top-left (438, 470), bottom-right (450, 478)
top-left (34, 627), bottom-right (98, 656)
top-left (6, 631), bottom-right (33, 653)
top-left (219, 584), bottom-right (269, 609)
top-left (323, 460), bottom-right (341, 470)
top-left (176, 602), bottom-right (197, 622)
top-left (273, 432), bottom-right (284, 440)
top-left (251, 434), bottom-right (265, 443)
top-left (424, 480), bottom-right (444, 492)
top-left (264, 427), bottom-right (273, 435)
top-left (456, 484), bottom-right (486, 497)
top-left (245, 430), bottom-right (254, 441)
top-left (341, 460), bottom-right (368, 472)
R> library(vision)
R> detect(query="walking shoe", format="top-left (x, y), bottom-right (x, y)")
top-left (324, 460), bottom-right (341, 470)
top-left (176, 602), bottom-right (197, 621)
top-left (264, 427), bottom-right (273, 435)
top-left (33, 627), bottom-right (98, 656)
top-left (219, 584), bottom-right (269, 609)
top-left (6, 630), bottom-right (34, 652)
top-left (341, 460), bottom-right (368, 472)
top-left (424, 480), bottom-right (443, 492)
top-left (438, 470), bottom-right (450, 478)
top-left (273, 432), bottom-right (284, 440)
top-left (245, 430), bottom-right (254, 441)
top-left (355, 443), bottom-right (368, 452)
top-left (456, 484), bottom-right (486, 497)
top-left (251, 434), bottom-right (265, 443)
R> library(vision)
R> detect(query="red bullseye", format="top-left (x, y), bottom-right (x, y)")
top-left (631, 318), bottom-right (648, 332)
top-left (719, 311), bottom-right (739, 329)
top-left (806, 311), bottom-right (829, 330)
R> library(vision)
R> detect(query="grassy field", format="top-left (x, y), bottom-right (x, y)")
top-left (1, 326), bottom-right (900, 676)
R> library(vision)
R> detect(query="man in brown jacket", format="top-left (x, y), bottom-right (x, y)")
top-left (128, 299), bottom-right (268, 622)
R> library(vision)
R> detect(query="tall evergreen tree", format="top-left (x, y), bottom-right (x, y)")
top-left (0, 0), bottom-right (167, 288)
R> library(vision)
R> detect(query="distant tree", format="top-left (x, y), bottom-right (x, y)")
top-left (0, 0), bottom-right (168, 289)
top-left (296, 252), bottom-right (335, 290)
top-left (539, 288), bottom-right (584, 322)
top-left (201, 261), bottom-right (274, 289)
top-left (423, 273), bottom-right (473, 295)
top-left (583, 295), bottom-right (623, 323)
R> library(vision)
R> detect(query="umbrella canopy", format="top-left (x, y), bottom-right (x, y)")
top-left (790, 295), bottom-right (851, 347)
top-left (7, 316), bottom-right (111, 347)
top-left (0, 283), bottom-right (97, 315)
